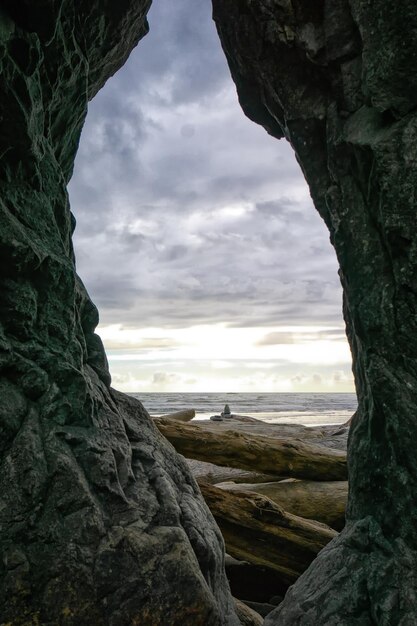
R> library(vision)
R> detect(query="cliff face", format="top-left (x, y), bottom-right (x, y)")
top-left (213, 1), bottom-right (417, 624)
top-left (0, 3), bottom-right (238, 624)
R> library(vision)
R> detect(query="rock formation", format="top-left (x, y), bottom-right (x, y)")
top-left (212, 0), bottom-right (417, 623)
top-left (0, 2), bottom-right (240, 623)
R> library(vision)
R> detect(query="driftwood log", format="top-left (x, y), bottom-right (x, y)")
top-left (155, 418), bottom-right (347, 481)
top-left (216, 479), bottom-right (348, 531)
top-left (200, 483), bottom-right (337, 585)
top-left (187, 459), bottom-right (283, 485)
top-left (154, 409), bottom-right (195, 421)
top-left (199, 420), bottom-right (349, 452)
top-left (233, 599), bottom-right (263, 626)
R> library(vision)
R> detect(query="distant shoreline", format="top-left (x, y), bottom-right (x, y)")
top-left (127, 391), bottom-right (357, 428)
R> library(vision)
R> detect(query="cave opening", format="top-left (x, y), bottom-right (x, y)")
top-left (69, 0), bottom-right (353, 404)
top-left (3, 0), bottom-right (417, 622)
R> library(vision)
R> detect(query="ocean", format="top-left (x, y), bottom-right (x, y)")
top-left (129, 392), bottom-right (357, 427)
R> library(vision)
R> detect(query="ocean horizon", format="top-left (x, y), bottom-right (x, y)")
top-left (129, 391), bottom-right (357, 427)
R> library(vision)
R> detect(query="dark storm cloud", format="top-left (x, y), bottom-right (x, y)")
top-left (68, 0), bottom-right (345, 332)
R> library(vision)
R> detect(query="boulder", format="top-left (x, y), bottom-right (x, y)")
top-left (0, 2), bottom-right (239, 623)
top-left (212, 0), bottom-right (417, 622)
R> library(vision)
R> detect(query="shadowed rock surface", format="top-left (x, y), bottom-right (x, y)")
top-left (213, 0), bottom-right (417, 623)
top-left (0, 2), bottom-right (239, 624)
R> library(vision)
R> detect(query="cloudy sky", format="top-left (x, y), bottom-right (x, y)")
top-left (68, 0), bottom-right (354, 393)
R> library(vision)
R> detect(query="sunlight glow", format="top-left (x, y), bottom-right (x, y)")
top-left (98, 322), bottom-right (354, 393)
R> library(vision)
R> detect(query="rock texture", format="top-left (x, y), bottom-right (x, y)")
top-left (213, 0), bottom-right (417, 624)
top-left (0, 2), bottom-right (239, 624)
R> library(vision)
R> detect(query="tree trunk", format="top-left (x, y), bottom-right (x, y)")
top-left (216, 479), bottom-right (348, 531)
top-left (200, 483), bottom-right (337, 586)
top-left (156, 418), bottom-right (347, 481)
top-left (212, 0), bottom-right (417, 623)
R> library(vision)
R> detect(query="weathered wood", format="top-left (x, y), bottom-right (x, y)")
top-left (233, 598), bottom-right (263, 626)
top-left (187, 459), bottom-right (283, 485)
top-left (154, 409), bottom-right (195, 421)
top-left (216, 479), bottom-right (348, 530)
top-left (200, 483), bottom-right (337, 585)
top-left (200, 419), bottom-right (350, 452)
top-left (156, 418), bottom-right (347, 481)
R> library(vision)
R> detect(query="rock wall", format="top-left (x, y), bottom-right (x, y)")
top-left (0, 2), bottom-right (239, 624)
top-left (213, 1), bottom-right (417, 624)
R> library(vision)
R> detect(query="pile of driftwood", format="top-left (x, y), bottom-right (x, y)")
top-left (153, 409), bottom-right (349, 619)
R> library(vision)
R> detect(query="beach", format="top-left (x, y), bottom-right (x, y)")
top-left (131, 391), bottom-right (357, 427)
top-left (152, 405), bottom-right (350, 617)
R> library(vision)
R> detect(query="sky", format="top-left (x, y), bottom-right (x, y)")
top-left (68, 0), bottom-right (354, 393)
